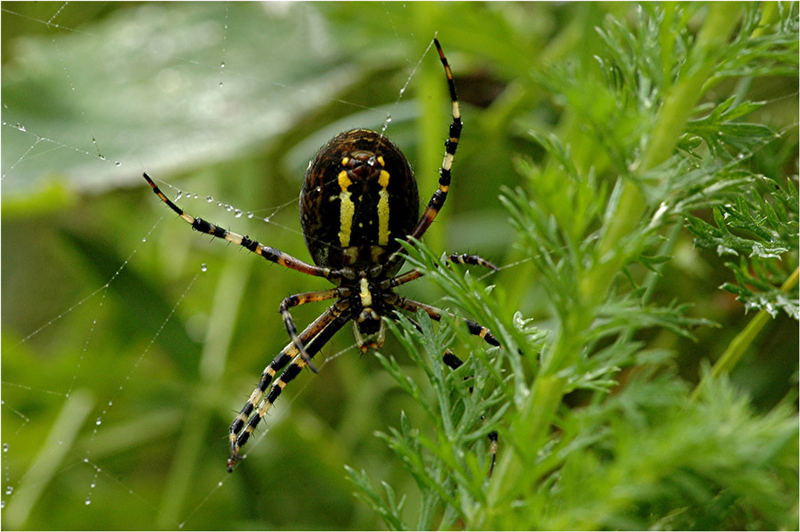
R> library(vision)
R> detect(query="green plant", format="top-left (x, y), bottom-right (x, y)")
top-left (346, 4), bottom-right (798, 529)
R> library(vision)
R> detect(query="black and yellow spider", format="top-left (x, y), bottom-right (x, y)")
top-left (143, 39), bottom-right (498, 472)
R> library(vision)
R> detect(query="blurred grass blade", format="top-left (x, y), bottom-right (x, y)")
top-left (4, 389), bottom-right (94, 529)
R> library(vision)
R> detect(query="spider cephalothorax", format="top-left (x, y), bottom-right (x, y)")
top-left (143, 39), bottom-right (499, 473)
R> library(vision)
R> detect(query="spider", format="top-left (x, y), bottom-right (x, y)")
top-left (143, 38), bottom-right (499, 472)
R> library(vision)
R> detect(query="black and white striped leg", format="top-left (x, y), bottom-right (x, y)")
top-left (227, 301), bottom-right (351, 472)
top-left (385, 38), bottom-right (462, 272)
top-left (380, 253), bottom-right (498, 291)
top-left (393, 296), bottom-right (499, 347)
top-left (227, 302), bottom-right (352, 472)
top-left (279, 288), bottom-right (345, 374)
top-left (143, 173), bottom-right (341, 281)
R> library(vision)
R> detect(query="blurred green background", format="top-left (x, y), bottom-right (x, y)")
top-left (1, 2), bottom-right (796, 530)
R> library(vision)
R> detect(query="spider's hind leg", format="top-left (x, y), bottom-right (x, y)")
top-left (279, 288), bottom-right (344, 373)
top-left (227, 301), bottom-right (351, 472)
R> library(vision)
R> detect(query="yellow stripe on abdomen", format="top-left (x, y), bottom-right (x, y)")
top-left (337, 171), bottom-right (354, 247)
top-left (377, 170), bottom-right (390, 246)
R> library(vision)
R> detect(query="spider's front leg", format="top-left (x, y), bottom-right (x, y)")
top-left (142, 173), bottom-right (340, 281)
top-left (384, 38), bottom-right (462, 273)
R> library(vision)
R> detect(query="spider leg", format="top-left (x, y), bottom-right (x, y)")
top-left (380, 253), bottom-right (498, 290)
top-left (280, 288), bottom-right (346, 373)
top-left (384, 38), bottom-right (461, 272)
top-left (228, 301), bottom-right (351, 472)
top-left (441, 349), bottom-right (499, 478)
top-left (391, 296), bottom-right (499, 347)
top-left (143, 173), bottom-right (341, 281)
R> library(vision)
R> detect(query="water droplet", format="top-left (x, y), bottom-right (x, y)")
top-left (385, 114), bottom-right (392, 124)
top-left (399, 87), bottom-right (406, 96)
top-left (15, 122), bottom-right (26, 132)
top-left (736, 152), bottom-right (745, 160)
top-left (207, 196), bottom-right (214, 203)
top-left (247, 212), bottom-right (254, 219)
top-left (176, 191), bottom-right (183, 201)
top-left (219, 81), bottom-right (224, 87)
top-left (95, 417), bottom-right (102, 426)
top-left (85, 498), bottom-right (92, 506)
top-left (2, 443), bottom-right (8, 453)
top-left (5, 486), bottom-right (14, 495)
top-left (201, 263), bottom-right (208, 272)
top-left (226, 205), bottom-right (234, 212)
top-left (142, 237), bottom-right (147, 243)
top-left (107, 401), bottom-right (113, 407)
top-left (83, 457), bottom-right (89, 463)
top-left (99, 155), bottom-right (106, 161)
top-left (1, 501), bottom-right (5, 509)
top-left (217, 481), bottom-right (223, 487)
top-left (220, 61), bottom-right (225, 69)
top-left (115, 161), bottom-right (122, 167)
top-left (217, 202), bottom-right (223, 207)
top-left (178, 522), bottom-right (185, 529)
top-left (90, 482), bottom-right (96, 489)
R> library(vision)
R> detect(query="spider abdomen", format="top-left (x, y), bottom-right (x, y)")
top-left (300, 129), bottom-right (419, 271)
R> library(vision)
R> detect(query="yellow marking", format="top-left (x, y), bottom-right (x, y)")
top-left (225, 232), bottom-right (243, 245)
top-left (278, 380), bottom-right (287, 389)
top-left (229, 434), bottom-right (236, 443)
top-left (452, 101), bottom-right (461, 119)
top-left (245, 426), bottom-right (255, 434)
top-left (285, 344), bottom-right (299, 357)
top-left (442, 152), bottom-right (454, 170)
top-left (248, 390), bottom-right (262, 403)
top-left (479, 329), bottom-right (488, 338)
top-left (337, 171), bottom-right (354, 246)
top-left (377, 170), bottom-right (391, 245)
top-left (359, 278), bottom-right (372, 308)
top-left (267, 368), bottom-right (276, 377)
top-left (441, 185), bottom-right (450, 193)
top-left (343, 247), bottom-right (358, 265)
top-left (341, 157), bottom-right (349, 166)
top-left (180, 213), bottom-right (194, 224)
top-left (377, 155), bottom-right (385, 166)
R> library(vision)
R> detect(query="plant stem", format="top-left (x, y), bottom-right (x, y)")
top-left (587, 3), bottom-right (743, 299)
top-left (692, 266), bottom-right (799, 400)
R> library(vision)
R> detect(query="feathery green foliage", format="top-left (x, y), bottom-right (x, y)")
top-left (346, 3), bottom-right (798, 529)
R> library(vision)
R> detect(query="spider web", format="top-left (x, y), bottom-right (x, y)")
top-left (2, 3), bottom-right (513, 529)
